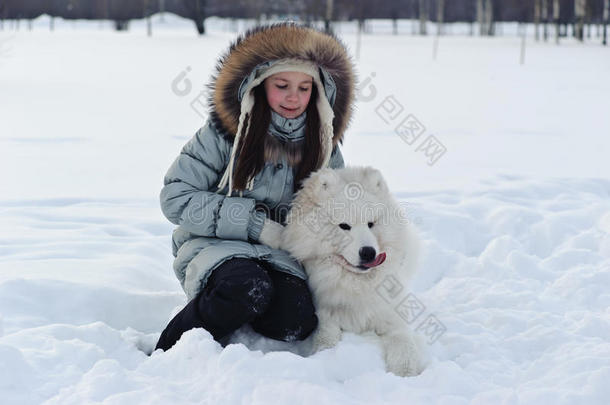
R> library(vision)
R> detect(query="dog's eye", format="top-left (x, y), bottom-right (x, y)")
top-left (368, 222), bottom-right (374, 228)
top-left (339, 223), bottom-right (351, 230)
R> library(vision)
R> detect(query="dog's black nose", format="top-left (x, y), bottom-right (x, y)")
top-left (359, 246), bottom-right (377, 263)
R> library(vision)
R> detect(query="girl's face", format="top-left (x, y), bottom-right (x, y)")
top-left (264, 72), bottom-right (313, 119)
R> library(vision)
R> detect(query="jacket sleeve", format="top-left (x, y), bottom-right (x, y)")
top-left (328, 144), bottom-right (345, 169)
top-left (160, 122), bottom-right (266, 242)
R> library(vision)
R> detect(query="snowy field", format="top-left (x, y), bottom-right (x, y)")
top-left (1, 15), bottom-right (609, 405)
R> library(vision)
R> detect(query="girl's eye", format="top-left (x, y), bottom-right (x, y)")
top-left (299, 87), bottom-right (310, 92)
top-left (276, 85), bottom-right (287, 89)
top-left (368, 222), bottom-right (374, 228)
top-left (339, 223), bottom-right (351, 230)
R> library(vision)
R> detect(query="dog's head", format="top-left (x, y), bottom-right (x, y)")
top-left (282, 166), bottom-right (418, 278)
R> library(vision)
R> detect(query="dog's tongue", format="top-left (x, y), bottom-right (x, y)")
top-left (363, 252), bottom-right (386, 268)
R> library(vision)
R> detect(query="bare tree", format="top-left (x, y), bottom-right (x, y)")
top-left (419, 0), bottom-right (427, 35)
top-left (477, 0), bottom-right (493, 36)
top-left (476, 0), bottom-right (484, 35)
top-left (143, 0), bottom-right (154, 36)
top-left (602, 0), bottom-right (610, 45)
top-left (3, 0), bottom-right (609, 38)
top-left (189, 0), bottom-right (206, 35)
top-left (411, 0), bottom-right (418, 34)
top-left (324, 0), bottom-right (333, 33)
top-left (436, 0), bottom-right (445, 35)
top-left (391, 1), bottom-right (399, 35)
top-left (542, 0), bottom-right (548, 41)
top-left (586, 0), bottom-right (592, 38)
top-left (575, 0), bottom-right (586, 41)
top-left (468, 0), bottom-right (475, 35)
top-left (484, 0), bottom-right (493, 35)
top-left (534, 0), bottom-right (540, 40)
top-left (553, 0), bottom-right (560, 44)
top-left (159, 0), bottom-right (165, 21)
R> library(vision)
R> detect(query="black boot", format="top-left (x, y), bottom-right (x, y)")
top-left (250, 269), bottom-right (318, 342)
top-left (155, 258), bottom-right (274, 351)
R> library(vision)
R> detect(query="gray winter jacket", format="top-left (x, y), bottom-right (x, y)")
top-left (161, 119), bottom-right (345, 299)
top-left (161, 23), bottom-right (355, 300)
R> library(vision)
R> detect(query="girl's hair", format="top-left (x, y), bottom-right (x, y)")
top-left (232, 83), bottom-right (322, 193)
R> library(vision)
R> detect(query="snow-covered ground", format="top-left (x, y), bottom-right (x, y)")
top-left (1, 15), bottom-right (609, 405)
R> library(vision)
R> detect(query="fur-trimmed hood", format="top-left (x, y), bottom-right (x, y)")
top-left (208, 23), bottom-right (357, 147)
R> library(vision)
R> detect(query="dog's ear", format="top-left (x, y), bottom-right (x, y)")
top-left (314, 168), bottom-right (341, 194)
top-left (294, 168), bottom-right (341, 209)
top-left (361, 166), bottom-right (390, 195)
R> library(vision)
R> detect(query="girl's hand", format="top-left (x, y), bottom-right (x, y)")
top-left (259, 218), bottom-right (284, 249)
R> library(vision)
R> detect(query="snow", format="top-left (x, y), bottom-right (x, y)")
top-left (1, 15), bottom-right (610, 405)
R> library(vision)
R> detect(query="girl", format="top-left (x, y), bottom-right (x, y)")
top-left (155, 23), bottom-right (356, 351)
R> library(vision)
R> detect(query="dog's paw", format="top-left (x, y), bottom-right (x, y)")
top-left (259, 218), bottom-right (284, 250)
top-left (311, 328), bottom-right (342, 353)
top-left (381, 333), bottom-right (423, 377)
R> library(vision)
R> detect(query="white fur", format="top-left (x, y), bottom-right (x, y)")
top-left (259, 218), bottom-right (284, 250)
top-left (281, 166), bottom-right (423, 377)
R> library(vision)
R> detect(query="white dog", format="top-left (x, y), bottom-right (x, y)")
top-left (280, 166), bottom-right (422, 377)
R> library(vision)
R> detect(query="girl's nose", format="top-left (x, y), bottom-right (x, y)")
top-left (286, 89), bottom-right (298, 102)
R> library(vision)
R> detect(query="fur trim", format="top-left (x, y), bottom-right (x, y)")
top-left (208, 23), bottom-right (356, 148)
top-left (216, 58), bottom-right (336, 195)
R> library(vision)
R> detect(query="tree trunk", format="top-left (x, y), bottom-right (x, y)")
top-left (193, 0), bottom-right (206, 35)
top-left (586, 0), bottom-right (592, 40)
top-left (477, 0), bottom-right (493, 36)
top-left (520, 28), bottom-right (526, 65)
top-left (356, 19), bottom-right (363, 60)
top-left (324, 0), bottom-right (333, 34)
top-left (143, 0), bottom-right (152, 36)
top-left (114, 21), bottom-right (129, 31)
top-left (194, 19), bottom-right (204, 35)
top-left (484, 0), bottom-right (493, 36)
top-left (553, 0), bottom-right (560, 44)
top-left (467, 0), bottom-right (473, 35)
top-left (476, 0), bottom-right (484, 35)
top-left (159, 0), bottom-right (165, 22)
top-left (411, 1), bottom-right (417, 35)
top-left (542, 0), bottom-right (548, 41)
top-left (602, 0), bottom-right (610, 45)
top-left (436, 0), bottom-right (444, 35)
top-left (575, 0), bottom-right (586, 41)
top-left (535, 0), bottom-right (540, 40)
top-left (419, 0), bottom-right (427, 35)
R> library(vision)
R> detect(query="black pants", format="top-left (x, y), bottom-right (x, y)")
top-left (155, 258), bottom-right (318, 351)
